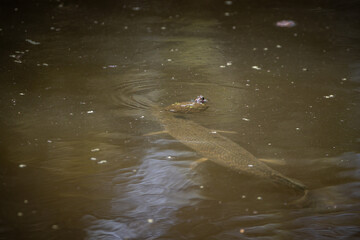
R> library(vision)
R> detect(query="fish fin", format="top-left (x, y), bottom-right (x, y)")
top-left (259, 158), bottom-right (286, 165)
top-left (143, 130), bottom-right (168, 136)
top-left (190, 158), bottom-right (209, 169)
top-left (210, 130), bottom-right (237, 134)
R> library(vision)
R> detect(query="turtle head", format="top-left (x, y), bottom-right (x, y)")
top-left (194, 95), bottom-right (207, 104)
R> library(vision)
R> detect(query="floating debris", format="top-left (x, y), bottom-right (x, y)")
top-left (90, 157), bottom-right (97, 161)
top-left (276, 20), bottom-right (296, 28)
top-left (25, 39), bottom-right (40, 45)
top-left (91, 148), bottom-right (100, 152)
top-left (242, 118), bottom-right (250, 121)
top-left (248, 164), bottom-right (254, 168)
top-left (19, 164), bottom-right (27, 168)
top-left (87, 110), bottom-right (94, 114)
top-left (220, 65), bottom-right (226, 68)
top-left (167, 156), bottom-right (172, 159)
top-left (257, 196), bottom-right (262, 200)
top-left (240, 229), bottom-right (245, 234)
top-left (252, 66), bottom-right (261, 70)
top-left (147, 219), bottom-right (154, 223)
top-left (19, 92), bottom-right (25, 96)
top-left (324, 94), bottom-right (335, 99)
top-left (200, 185), bottom-right (204, 189)
top-left (226, 61), bottom-right (232, 66)
top-left (97, 160), bottom-right (107, 164)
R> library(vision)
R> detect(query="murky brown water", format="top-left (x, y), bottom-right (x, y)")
top-left (1, 0), bottom-right (360, 239)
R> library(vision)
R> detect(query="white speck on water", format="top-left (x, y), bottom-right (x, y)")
top-left (263, 47), bottom-right (268, 51)
top-left (19, 92), bottom-right (25, 96)
top-left (242, 195), bottom-right (246, 199)
top-left (220, 65), bottom-right (226, 68)
top-left (324, 94), bottom-right (335, 99)
top-left (248, 164), bottom-right (254, 167)
top-left (224, 12), bottom-right (230, 16)
top-left (108, 65), bottom-right (117, 68)
top-left (226, 61), bottom-right (232, 66)
top-left (257, 196), bottom-right (262, 200)
top-left (296, 127), bottom-right (300, 131)
top-left (132, 7), bottom-right (141, 11)
top-left (341, 78), bottom-right (347, 81)
top-left (200, 185), bottom-right (204, 189)
top-left (242, 118), bottom-right (250, 121)
top-left (133, 169), bottom-right (137, 172)
top-left (19, 164), bottom-right (27, 168)
top-left (167, 59), bottom-right (172, 62)
top-left (87, 110), bottom-right (94, 114)
top-left (25, 39), bottom-right (40, 45)
top-left (232, 26), bottom-right (236, 29)
top-left (42, 63), bottom-right (49, 66)
top-left (268, 143), bottom-right (272, 146)
top-left (97, 160), bottom-right (107, 164)
top-left (252, 66), bottom-right (261, 70)
top-left (276, 44), bottom-right (282, 48)
top-left (245, 84), bottom-right (250, 87)
top-left (24, 199), bottom-right (29, 204)
top-left (302, 68), bottom-right (308, 71)
top-left (147, 219), bottom-right (154, 223)
top-left (161, 26), bottom-right (166, 30)
top-left (90, 157), bottom-right (97, 161)
top-left (167, 156), bottom-right (172, 159)
top-left (14, 60), bottom-right (22, 64)
top-left (211, 131), bottom-right (217, 134)
top-left (225, 1), bottom-right (233, 5)
top-left (14, 8), bottom-right (19, 11)
top-left (253, 210), bottom-right (258, 214)
top-left (17, 212), bottom-right (23, 217)
top-left (91, 148), bottom-right (100, 152)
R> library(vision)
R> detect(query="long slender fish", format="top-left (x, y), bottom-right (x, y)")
top-left (150, 106), bottom-right (307, 194)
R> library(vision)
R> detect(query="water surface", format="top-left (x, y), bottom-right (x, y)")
top-left (0, 0), bottom-right (359, 239)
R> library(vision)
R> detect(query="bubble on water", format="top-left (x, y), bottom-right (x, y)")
top-left (147, 219), bottom-right (154, 223)
top-left (276, 44), bottom-right (282, 48)
top-left (219, 65), bottom-right (226, 68)
top-left (232, 26), bottom-right (236, 30)
top-left (19, 164), bottom-right (27, 168)
top-left (200, 185), bottom-right (204, 189)
top-left (242, 195), bottom-right (246, 199)
top-left (87, 110), bottom-right (94, 114)
top-left (97, 160), bottom-right (107, 164)
top-left (252, 66), bottom-right (261, 70)
top-left (224, 12), bottom-right (230, 16)
top-left (25, 39), bottom-right (40, 45)
top-left (242, 118), bottom-right (250, 121)
top-left (19, 92), bottom-right (25, 96)
top-left (268, 143), bottom-right (272, 146)
top-left (226, 61), bottom-right (232, 66)
top-left (248, 164), bottom-right (253, 167)
top-left (91, 148), bottom-right (100, 152)
top-left (47, 140), bottom-right (52, 143)
top-left (17, 212), bottom-right (23, 217)
top-left (167, 156), bottom-right (172, 159)
top-left (257, 196), bottom-right (262, 200)
top-left (161, 26), bottom-right (166, 30)
top-left (90, 157), bottom-right (97, 161)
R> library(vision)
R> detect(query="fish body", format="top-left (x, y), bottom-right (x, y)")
top-left (152, 108), bottom-right (307, 193)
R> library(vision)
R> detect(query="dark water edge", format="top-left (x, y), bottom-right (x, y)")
top-left (1, 0), bottom-right (360, 239)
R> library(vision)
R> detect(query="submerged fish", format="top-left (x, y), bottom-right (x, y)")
top-left (149, 99), bottom-right (307, 196)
